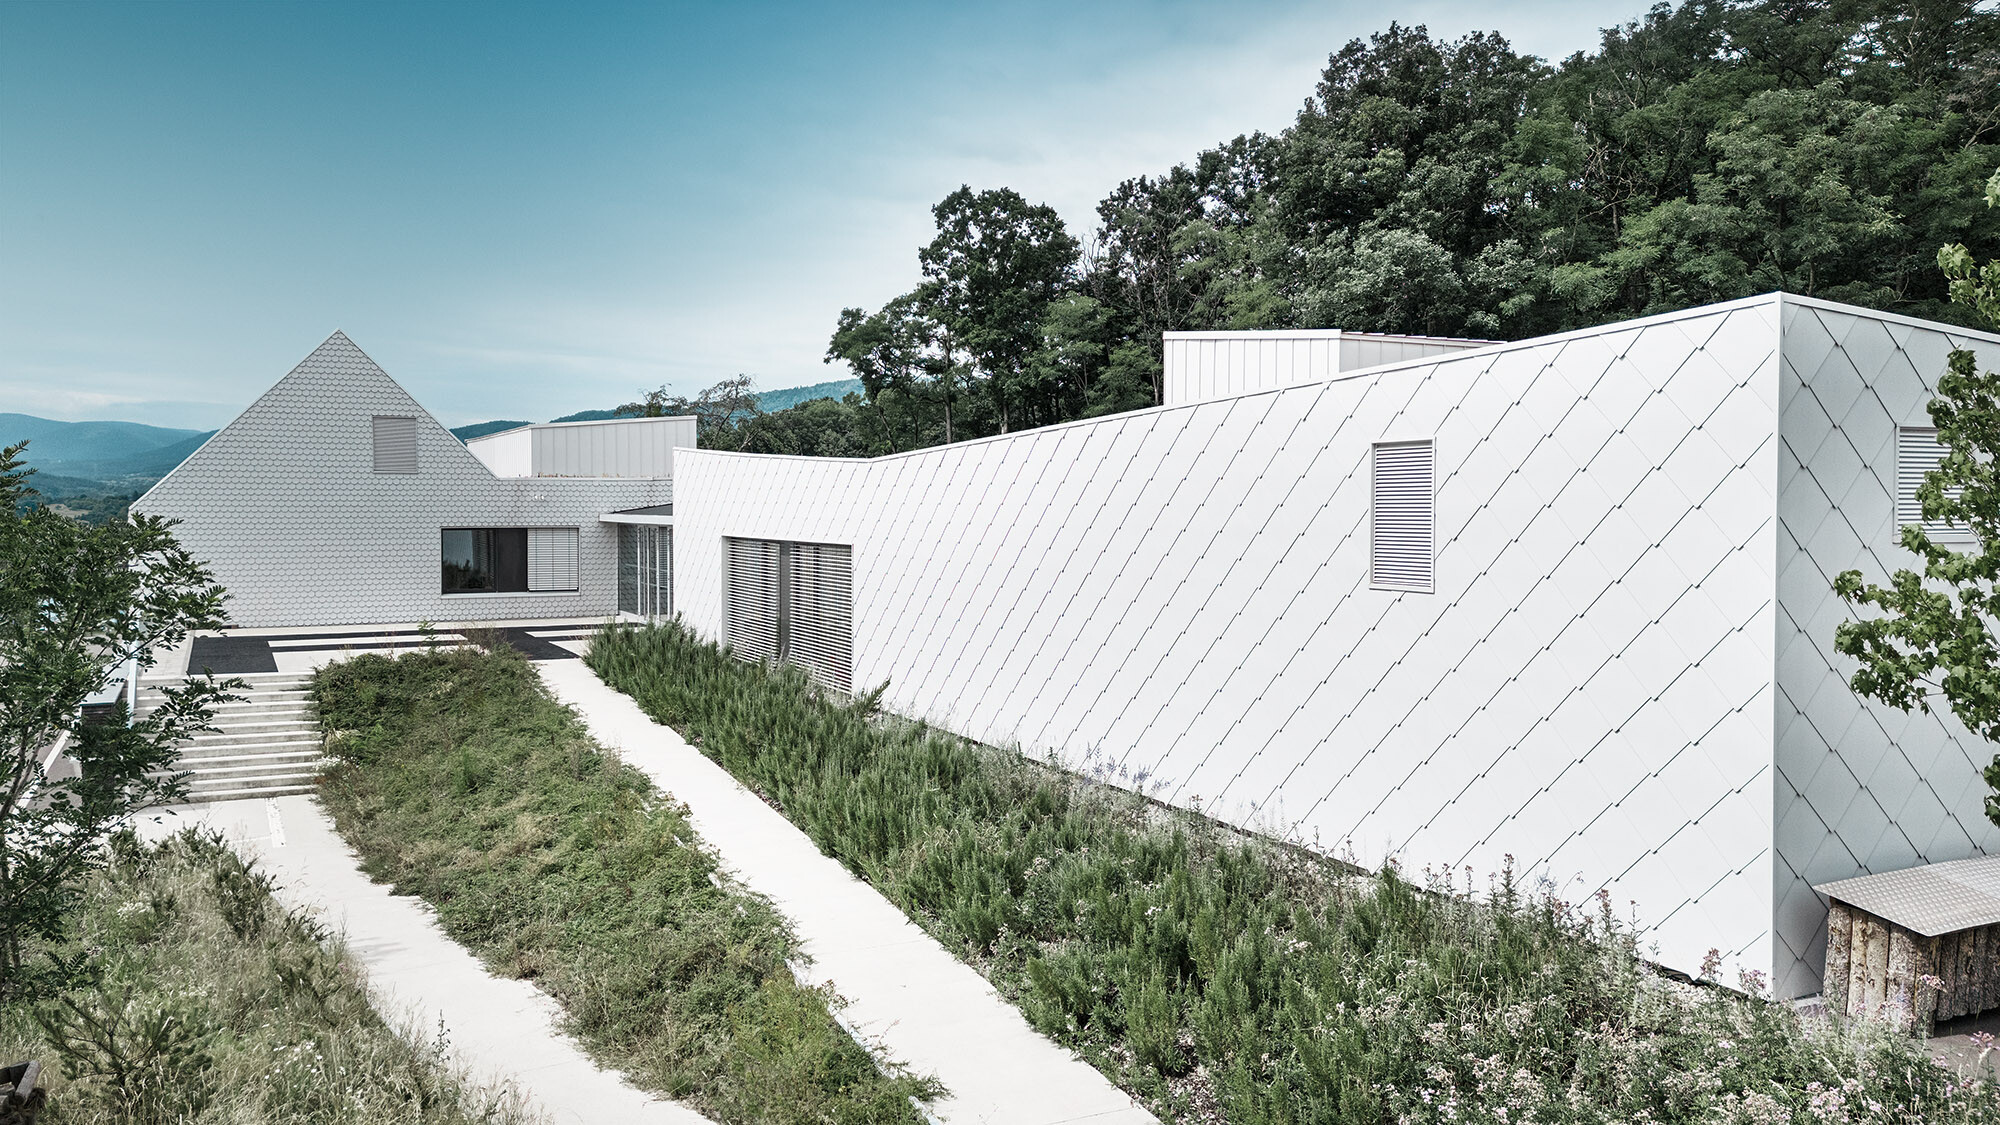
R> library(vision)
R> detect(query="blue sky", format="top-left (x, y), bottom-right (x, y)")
top-left (1, 1), bottom-right (1615, 430)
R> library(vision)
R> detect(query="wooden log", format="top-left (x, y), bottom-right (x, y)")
top-left (1825, 900), bottom-right (1853, 1014)
top-left (1863, 915), bottom-right (1892, 1018)
top-left (1887, 924), bottom-right (1921, 1032)
top-left (1976, 924), bottom-right (1995, 1016)
top-left (1953, 929), bottom-right (1974, 1020)
top-left (1849, 910), bottom-right (1876, 1016)
top-left (1914, 932), bottom-right (1940, 1032)
top-left (1938, 931), bottom-right (1960, 1020)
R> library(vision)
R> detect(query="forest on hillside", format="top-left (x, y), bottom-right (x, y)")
top-left (660, 0), bottom-right (2000, 457)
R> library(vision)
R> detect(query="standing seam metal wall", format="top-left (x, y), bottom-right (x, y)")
top-left (676, 297), bottom-right (1786, 987)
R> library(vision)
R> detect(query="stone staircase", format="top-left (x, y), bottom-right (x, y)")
top-left (136, 672), bottom-right (323, 801)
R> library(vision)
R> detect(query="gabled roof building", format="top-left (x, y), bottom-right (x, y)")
top-left (132, 332), bottom-right (688, 627)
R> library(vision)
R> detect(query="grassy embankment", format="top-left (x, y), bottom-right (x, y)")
top-left (588, 620), bottom-right (2000, 1125)
top-left (312, 643), bottom-right (937, 1125)
top-left (0, 829), bottom-right (532, 1125)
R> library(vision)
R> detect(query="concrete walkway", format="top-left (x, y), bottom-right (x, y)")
top-left (138, 795), bottom-right (715, 1125)
top-left (538, 661), bottom-right (1158, 1125)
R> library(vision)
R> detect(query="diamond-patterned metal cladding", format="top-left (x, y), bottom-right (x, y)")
top-left (676, 296), bottom-right (1793, 988)
top-left (132, 332), bottom-right (672, 628)
top-left (1773, 300), bottom-right (2000, 997)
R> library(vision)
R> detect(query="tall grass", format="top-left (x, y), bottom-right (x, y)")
top-left (0, 828), bottom-right (532, 1125)
top-left (588, 620), bottom-right (2000, 1125)
top-left (312, 644), bottom-right (937, 1125)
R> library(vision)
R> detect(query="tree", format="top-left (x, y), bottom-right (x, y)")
top-left (621, 376), bottom-right (764, 450)
top-left (0, 442), bottom-right (235, 975)
top-left (917, 186), bottom-right (1080, 433)
top-left (1833, 165), bottom-right (2000, 826)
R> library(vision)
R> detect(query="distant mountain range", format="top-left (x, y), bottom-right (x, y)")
top-left (2, 414), bottom-right (216, 497)
top-left (8, 377), bottom-right (869, 497)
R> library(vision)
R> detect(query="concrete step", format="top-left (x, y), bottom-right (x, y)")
top-left (173, 738), bottom-right (320, 754)
top-left (167, 748), bottom-right (324, 766)
top-left (162, 758), bottom-right (325, 778)
top-left (183, 778), bottom-right (319, 799)
top-left (185, 720), bottom-right (320, 736)
top-left (138, 689), bottom-right (314, 705)
top-left (182, 728), bottom-right (318, 744)
top-left (184, 780), bottom-right (316, 796)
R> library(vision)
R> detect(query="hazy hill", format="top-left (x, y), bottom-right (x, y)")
top-left (458, 380), bottom-right (866, 437)
top-left (3, 414), bottom-right (216, 490)
top-left (2, 414), bottom-right (208, 464)
top-left (449, 420), bottom-right (531, 441)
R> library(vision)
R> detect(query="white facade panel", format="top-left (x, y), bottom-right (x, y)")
top-left (676, 297), bottom-right (1792, 989)
top-left (465, 427), bottom-right (532, 477)
top-left (133, 332), bottom-right (671, 627)
top-left (1771, 299), bottom-right (2000, 997)
top-left (466, 415), bottom-right (697, 478)
top-left (1163, 329), bottom-right (1492, 406)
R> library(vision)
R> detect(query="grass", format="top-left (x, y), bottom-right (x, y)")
top-left (0, 828), bottom-right (532, 1125)
top-left (587, 619), bottom-right (2000, 1125)
top-left (311, 642), bottom-right (938, 1125)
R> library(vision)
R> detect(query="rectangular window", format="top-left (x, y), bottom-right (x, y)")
top-left (440, 528), bottom-right (536, 593)
top-left (723, 536), bottom-right (851, 692)
top-left (1898, 426), bottom-right (1973, 542)
top-left (617, 525), bottom-right (673, 617)
top-left (1371, 439), bottom-right (1435, 593)
top-left (373, 415), bottom-right (419, 474)
top-left (722, 537), bottom-right (782, 664)
top-left (527, 527), bottom-right (580, 591)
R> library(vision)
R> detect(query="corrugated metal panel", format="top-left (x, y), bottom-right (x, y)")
top-left (1896, 426), bottom-right (1972, 541)
top-left (526, 417), bottom-right (696, 478)
top-left (527, 527), bottom-right (580, 591)
top-left (723, 536), bottom-right (781, 663)
top-left (372, 415), bottom-right (418, 474)
top-left (465, 427), bottom-right (532, 477)
top-left (1371, 440), bottom-right (1434, 593)
top-left (786, 541), bottom-right (852, 693)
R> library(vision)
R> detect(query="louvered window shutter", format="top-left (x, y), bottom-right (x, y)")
top-left (724, 537), bottom-right (782, 663)
top-left (784, 542), bottom-right (853, 692)
top-left (1371, 440), bottom-right (1435, 593)
top-left (527, 528), bottom-right (579, 591)
top-left (373, 416), bottom-right (418, 474)
top-left (1898, 426), bottom-right (1973, 542)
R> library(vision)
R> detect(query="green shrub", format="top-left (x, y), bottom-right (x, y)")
top-left (588, 620), bottom-right (2000, 1124)
top-left (0, 829), bottom-right (528, 1125)
top-left (313, 644), bottom-right (936, 1125)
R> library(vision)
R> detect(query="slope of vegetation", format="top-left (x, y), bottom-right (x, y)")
top-left (0, 829), bottom-right (531, 1125)
top-left (588, 621), bottom-right (2000, 1125)
top-left (312, 644), bottom-right (938, 1125)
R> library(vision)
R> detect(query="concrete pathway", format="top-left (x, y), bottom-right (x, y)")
top-left (538, 660), bottom-right (1158, 1125)
top-left (138, 795), bottom-right (715, 1125)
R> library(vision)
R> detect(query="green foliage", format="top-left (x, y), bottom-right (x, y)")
top-left (0, 828), bottom-right (529, 1125)
top-left (788, 1), bottom-right (2000, 462)
top-left (311, 645), bottom-right (937, 1125)
top-left (1835, 163), bottom-right (2000, 826)
top-left (589, 621), bottom-right (2000, 1124)
top-left (0, 439), bottom-right (236, 977)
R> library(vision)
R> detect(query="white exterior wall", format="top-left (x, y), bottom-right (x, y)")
top-left (1163, 330), bottom-right (1491, 406)
top-left (133, 333), bottom-right (671, 628)
top-left (466, 416), bottom-right (696, 478)
top-left (466, 427), bottom-right (532, 476)
top-left (676, 298), bottom-right (1785, 986)
top-left (1770, 298), bottom-right (2000, 996)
